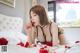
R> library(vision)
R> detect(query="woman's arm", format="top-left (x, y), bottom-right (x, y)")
top-left (28, 27), bottom-right (36, 44)
top-left (24, 22), bottom-right (36, 45)
top-left (58, 27), bottom-right (66, 45)
top-left (51, 22), bottom-right (59, 46)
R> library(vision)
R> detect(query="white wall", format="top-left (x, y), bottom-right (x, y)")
top-left (0, 0), bottom-right (25, 18)
top-left (37, 0), bottom-right (48, 12)
top-left (23, 0), bottom-right (32, 23)
top-left (64, 28), bottom-right (80, 44)
top-left (37, 0), bottom-right (55, 10)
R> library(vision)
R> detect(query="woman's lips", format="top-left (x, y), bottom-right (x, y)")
top-left (32, 22), bottom-right (35, 26)
top-left (26, 22), bottom-right (35, 29)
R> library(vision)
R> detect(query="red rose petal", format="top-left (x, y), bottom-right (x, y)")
top-left (24, 42), bottom-right (30, 47)
top-left (17, 42), bottom-right (24, 47)
top-left (65, 45), bottom-right (71, 49)
top-left (65, 45), bottom-right (68, 48)
top-left (75, 41), bottom-right (80, 43)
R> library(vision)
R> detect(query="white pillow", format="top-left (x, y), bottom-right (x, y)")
top-left (0, 31), bottom-right (28, 45)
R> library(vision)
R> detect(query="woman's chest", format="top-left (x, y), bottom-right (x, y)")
top-left (36, 25), bottom-right (52, 41)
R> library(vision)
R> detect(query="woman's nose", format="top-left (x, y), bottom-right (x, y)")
top-left (31, 19), bottom-right (33, 21)
top-left (31, 19), bottom-right (35, 21)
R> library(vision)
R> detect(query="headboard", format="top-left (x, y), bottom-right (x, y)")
top-left (0, 13), bottom-right (23, 32)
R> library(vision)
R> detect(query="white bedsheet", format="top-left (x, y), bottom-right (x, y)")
top-left (0, 31), bottom-right (28, 45)
top-left (0, 44), bottom-right (80, 53)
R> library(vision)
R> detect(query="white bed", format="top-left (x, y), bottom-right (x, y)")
top-left (0, 44), bottom-right (80, 53)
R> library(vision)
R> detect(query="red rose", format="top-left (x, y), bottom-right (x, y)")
top-left (0, 37), bottom-right (8, 45)
top-left (24, 42), bottom-right (30, 47)
top-left (39, 48), bottom-right (48, 53)
top-left (17, 42), bottom-right (24, 47)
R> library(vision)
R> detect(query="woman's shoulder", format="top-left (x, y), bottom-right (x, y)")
top-left (49, 21), bottom-right (57, 27)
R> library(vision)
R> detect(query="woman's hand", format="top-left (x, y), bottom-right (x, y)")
top-left (24, 22), bottom-right (33, 35)
top-left (24, 22), bottom-right (36, 44)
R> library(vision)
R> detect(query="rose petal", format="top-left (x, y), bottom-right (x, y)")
top-left (75, 41), bottom-right (80, 43)
top-left (17, 42), bottom-right (24, 47)
top-left (24, 42), bottom-right (30, 47)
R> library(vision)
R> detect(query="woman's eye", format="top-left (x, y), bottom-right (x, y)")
top-left (34, 15), bottom-right (36, 16)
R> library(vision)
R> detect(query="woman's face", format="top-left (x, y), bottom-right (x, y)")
top-left (30, 11), bottom-right (40, 26)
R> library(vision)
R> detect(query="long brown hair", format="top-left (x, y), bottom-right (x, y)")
top-left (29, 5), bottom-right (49, 26)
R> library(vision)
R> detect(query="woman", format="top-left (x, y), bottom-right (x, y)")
top-left (25, 5), bottom-right (65, 46)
